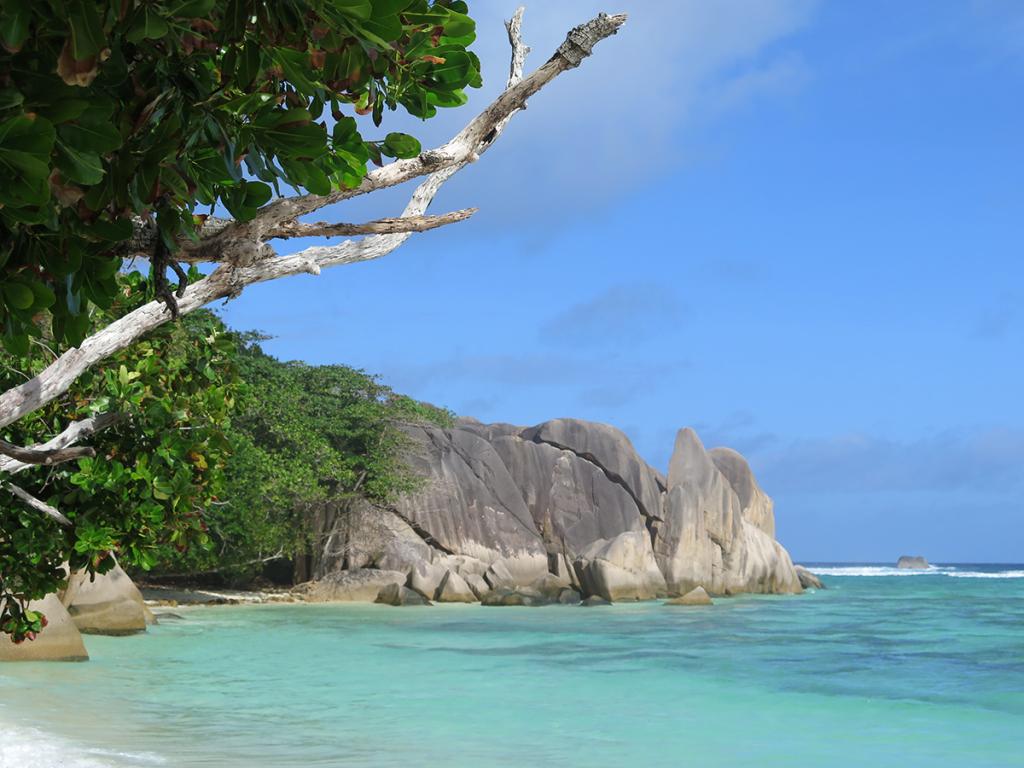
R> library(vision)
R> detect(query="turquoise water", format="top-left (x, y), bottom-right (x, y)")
top-left (2, 565), bottom-right (1023, 768)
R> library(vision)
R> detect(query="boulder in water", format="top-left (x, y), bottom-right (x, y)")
top-left (0, 594), bottom-right (89, 662)
top-left (556, 587), bottom-right (582, 604)
top-left (62, 563), bottom-right (152, 635)
top-left (665, 586), bottom-right (713, 606)
top-left (375, 583), bottom-right (431, 606)
top-left (407, 561), bottom-right (447, 600)
top-left (435, 570), bottom-right (477, 603)
top-left (897, 555), bottom-right (929, 570)
top-left (580, 595), bottom-right (611, 607)
top-left (481, 588), bottom-right (545, 606)
top-left (794, 565), bottom-right (825, 589)
top-left (574, 531), bottom-right (666, 602)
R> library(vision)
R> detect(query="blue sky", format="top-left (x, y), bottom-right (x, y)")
top-left (220, 0), bottom-right (1024, 563)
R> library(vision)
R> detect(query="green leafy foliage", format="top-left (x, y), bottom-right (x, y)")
top-left (0, 0), bottom-right (480, 353)
top-left (0, 272), bottom-right (240, 640)
top-left (149, 334), bottom-right (453, 582)
top-left (0, 271), bottom-right (452, 632)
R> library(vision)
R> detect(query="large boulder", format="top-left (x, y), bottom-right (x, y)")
top-left (435, 570), bottom-right (477, 603)
top-left (299, 569), bottom-right (406, 602)
top-left (393, 425), bottom-right (548, 582)
top-left (491, 435), bottom-right (648, 557)
top-left (0, 594), bottom-right (89, 662)
top-left (897, 555), bottom-right (929, 570)
top-left (658, 429), bottom-right (801, 596)
top-left (708, 447), bottom-right (775, 538)
top-left (375, 583), bottom-right (431, 606)
top-left (407, 561), bottom-right (448, 600)
top-left (521, 419), bottom-right (665, 527)
top-left (62, 563), bottom-right (152, 636)
top-left (574, 531), bottom-right (667, 602)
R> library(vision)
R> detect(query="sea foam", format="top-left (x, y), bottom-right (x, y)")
top-left (809, 565), bottom-right (1024, 578)
top-left (0, 718), bottom-right (165, 768)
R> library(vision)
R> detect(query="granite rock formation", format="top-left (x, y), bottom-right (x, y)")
top-left (0, 594), bottom-right (89, 662)
top-left (62, 562), bottom-right (155, 635)
top-left (308, 418), bottom-right (804, 603)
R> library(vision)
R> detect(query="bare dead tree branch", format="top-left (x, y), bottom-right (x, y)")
top-left (3, 483), bottom-right (72, 527)
top-left (0, 413), bottom-right (123, 474)
top-left (0, 440), bottom-right (95, 466)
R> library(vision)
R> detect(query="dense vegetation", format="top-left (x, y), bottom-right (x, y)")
top-left (156, 332), bottom-right (452, 583)
top-left (0, 272), bottom-right (240, 641)
top-left (1, 272), bottom-right (451, 638)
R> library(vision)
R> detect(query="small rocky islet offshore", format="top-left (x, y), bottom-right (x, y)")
top-left (2, 418), bottom-right (824, 661)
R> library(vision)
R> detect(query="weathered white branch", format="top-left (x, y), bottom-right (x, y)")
top-left (262, 209), bottom-right (478, 242)
top-left (3, 483), bottom-right (72, 527)
top-left (125, 210), bottom-right (478, 262)
top-left (0, 413), bottom-right (122, 475)
top-left (0, 10), bottom-right (626, 431)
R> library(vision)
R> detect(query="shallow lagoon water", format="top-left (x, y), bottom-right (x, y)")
top-left (2, 566), bottom-right (1023, 767)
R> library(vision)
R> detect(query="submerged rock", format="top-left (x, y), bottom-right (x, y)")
top-left (794, 565), bottom-right (825, 590)
top-left (580, 595), bottom-right (611, 606)
top-left (897, 555), bottom-right (930, 570)
top-left (0, 594), bottom-right (89, 662)
top-left (375, 583), bottom-right (431, 606)
top-left (481, 588), bottom-right (545, 607)
top-left (556, 587), bottom-right (582, 604)
top-left (665, 586), bottom-right (713, 606)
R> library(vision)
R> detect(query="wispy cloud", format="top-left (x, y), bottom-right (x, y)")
top-left (538, 283), bottom-right (685, 348)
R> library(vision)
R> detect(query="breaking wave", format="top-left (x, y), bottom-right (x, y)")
top-left (807, 565), bottom-right (1024, 579)
top-left (0, 718), bottom-right (165, 768)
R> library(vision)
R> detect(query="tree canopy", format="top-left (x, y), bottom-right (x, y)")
top-left (0, 0), bottom-right (480, 352)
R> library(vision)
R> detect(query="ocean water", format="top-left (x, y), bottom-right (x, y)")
top-left (2, 565), bottom-right (1023, 768)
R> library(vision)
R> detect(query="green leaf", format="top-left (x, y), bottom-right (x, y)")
top-left (169, 0), bottom-right (217, 17)
top-left (68, 0), bottom-right (106, 60)
top-left (0, 88), bottom-right (23, 111)
top-left (382, 132), bottom-right (421, 159)
top-left (29, 281), bottom-right (56, 309)
top-left (57, 141), bottom-right (105, 185)
top-left (59, 119), bottom-right (122, 154)
top-left (126, 6), bottom-right (170, 43)
top-left (370, 0), bottom-right (414, 16)
top-left (334, 0), bottom-right (373, 20)
top-left (0, 0), bottom-right (31, 53)
top-left (443, 10), bottom-right (475, 39)
top-left (3, 281), bottom-right (34, 310)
